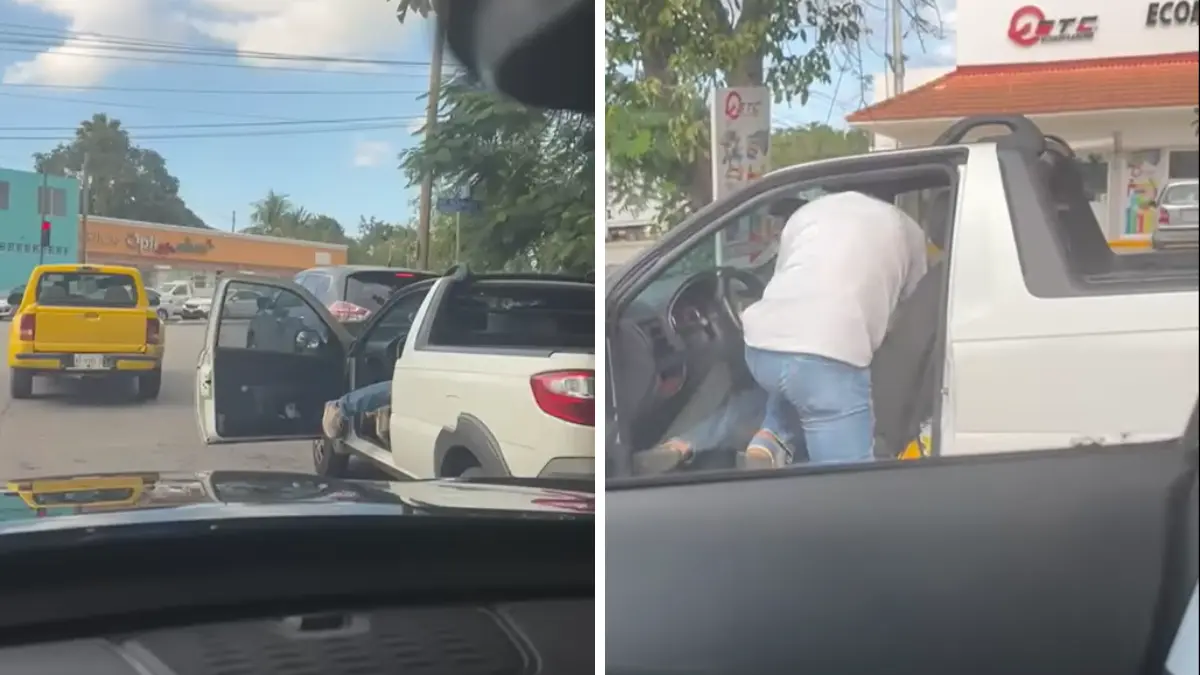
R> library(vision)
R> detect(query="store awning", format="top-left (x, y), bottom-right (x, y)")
top-left (848, 52), bottom-right (1199, 124)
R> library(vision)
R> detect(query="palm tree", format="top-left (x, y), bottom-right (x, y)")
top-left (247, 191), bottom-right (295, 235)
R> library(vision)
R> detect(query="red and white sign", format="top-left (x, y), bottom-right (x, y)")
top-left (1007, 5), bottom-right (1098, 46)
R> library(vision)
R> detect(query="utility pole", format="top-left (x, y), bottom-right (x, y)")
top-left (231, 210), bottom-right (237, 233)
top-left (39, 171), bottom-right (48, 265)
top-left (890, 0), bottom-right (906, 95)
top-left (79, 151), bottom-right (90, 263)
top-left (416, 24), bottom-right (446, 271)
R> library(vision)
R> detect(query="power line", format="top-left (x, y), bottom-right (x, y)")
top-left (0, 121), bottom-right (419, 141)
top-left (0, 23), bottom-right (434, 67)
top-left (0, 89), bottom-right (303, 121)
top-left (0, 45), bottom-right (424, 76)
top-left (0, 115), bottom-right (418, 131)
top-left (0, 82), bottom-right (427, 96)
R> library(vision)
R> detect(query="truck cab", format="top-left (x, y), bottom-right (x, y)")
top-left (605, 115), bottom-right (1199, 476)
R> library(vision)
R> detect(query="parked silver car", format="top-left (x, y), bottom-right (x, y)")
top-left (1152, 178), bottom-right (1199, 250)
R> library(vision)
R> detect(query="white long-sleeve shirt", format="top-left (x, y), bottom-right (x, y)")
top-left (741, 191), bottom-right (928, 368)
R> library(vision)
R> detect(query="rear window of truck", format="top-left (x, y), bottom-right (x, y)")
top-left (429, 281), bottom-right (594, 351)
top-left (35, 272), bottom-right (139, 308)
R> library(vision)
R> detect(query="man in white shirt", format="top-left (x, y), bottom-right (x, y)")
top-left (739, 190), bottom-right (928, 468)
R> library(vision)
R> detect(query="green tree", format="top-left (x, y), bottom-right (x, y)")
top-left (243, 190), bottom-right (349, 244)
top-left (398, 78), bottom-right (594, 274)
top-left (770, 123), bottom-right (870, 169)
top-left (33, 113), bottom-right (206, 227)
top-left (606, 0), bottom-right (938, 223)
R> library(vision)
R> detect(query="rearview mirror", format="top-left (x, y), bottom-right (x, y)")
top-left (437, 0), bottom-right (590, 113)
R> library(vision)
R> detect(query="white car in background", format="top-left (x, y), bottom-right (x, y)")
top-left (180, 296), bottom-right (213, 320)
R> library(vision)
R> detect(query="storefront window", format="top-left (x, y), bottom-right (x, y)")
top-left (1168, 150), bottom-right (1199, 180)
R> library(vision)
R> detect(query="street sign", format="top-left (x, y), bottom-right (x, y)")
top-left (711, 86), bottom-right (770, 267)
top-left (436, 197), bottom-right (482, 214)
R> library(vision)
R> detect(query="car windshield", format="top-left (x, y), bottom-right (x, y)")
top-left (1, 3), bottom-right (594, 545)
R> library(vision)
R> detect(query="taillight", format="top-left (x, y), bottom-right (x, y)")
top-left (329, 300), bottom-right (371, 322)
top-left (530, 370), bottom-right (595, 426)
top-left (1159, 208), bottom-right (1169, 225)
top-left (146, 317), bottom-right (162, 344)
top-left (18, 314), bottom-right (35, 341)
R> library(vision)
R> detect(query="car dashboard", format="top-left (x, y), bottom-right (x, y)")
top-left (1, 600), bottom-right (591, 675)
top-left (0, 509), bottom-right (592, 675)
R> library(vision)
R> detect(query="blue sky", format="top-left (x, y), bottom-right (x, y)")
top-left (0, 0), bottom-right (439, 234)
top-left (772, 0), bottom-right (957, 129)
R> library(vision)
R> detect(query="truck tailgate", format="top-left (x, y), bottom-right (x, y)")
top-left (32, 306), bottom-right (148, 353)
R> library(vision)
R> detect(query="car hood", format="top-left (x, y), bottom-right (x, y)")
top-left (0, 470), bottom-right (593, 535)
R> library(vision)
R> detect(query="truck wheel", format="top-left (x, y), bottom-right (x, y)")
top-left (313, 438), bottom-right (350, 476)
top-left (9, 370), bottom-right (34, 399)
top-left (136, 369), bottom-right (162, 400)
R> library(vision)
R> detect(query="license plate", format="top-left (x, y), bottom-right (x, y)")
top-left (72, 354), bottom-right (107, 370)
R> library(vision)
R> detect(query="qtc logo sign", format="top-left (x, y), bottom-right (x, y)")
top-left (1007, 5), bottom-right (1098, 47)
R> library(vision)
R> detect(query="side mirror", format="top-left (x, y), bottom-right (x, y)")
top-left (256, 296), bottom-right (272, 311)
top-left (148, 295), bottom-right (160, 307)
top-left (294, 328), bottom-right (323, 354)
top-left (6, 293), bottom-right (20, 307)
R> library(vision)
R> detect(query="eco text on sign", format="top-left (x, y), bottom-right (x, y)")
top-left (1146, 1), bottom-right (1200, 26)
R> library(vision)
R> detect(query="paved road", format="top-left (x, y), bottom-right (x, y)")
top-left (0, 321), bottom-right (316, 479)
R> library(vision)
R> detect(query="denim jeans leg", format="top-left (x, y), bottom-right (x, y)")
top-left (341, 381), bottom-right (391, 417)
top-left (744, 347), bottom-right (803, 461)
top-left (782, 355), bottom-right (874, 464)
top-left (673, 386), bottom-right (767, 452)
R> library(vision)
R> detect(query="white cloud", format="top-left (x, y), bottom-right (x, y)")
top-left (352, 138), bottom-right (393, 167)
top-left (405, 117), bottom-right (425, 135)
top-left (188, 0), bottom-right (423, 70)
top-left (2, 0), bottom-right (425, 86)
top-left (2, 0), bottom-right (189, 86)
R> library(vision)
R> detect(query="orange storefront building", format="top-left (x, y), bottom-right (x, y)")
top-left (81, 216), bottom-right (348, 291)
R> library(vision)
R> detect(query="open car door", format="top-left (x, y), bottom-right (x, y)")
top-left (195, 275), bottom-right (353, 444)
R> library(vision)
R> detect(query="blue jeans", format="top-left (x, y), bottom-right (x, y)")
top-left (744, 346), bottom-right (874, 465)
top-left (674, 387), bottom-right (766, 452)
top-left (339, 380), bottom-right (391, 416)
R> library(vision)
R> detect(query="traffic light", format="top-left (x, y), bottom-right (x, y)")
top-left (40, 220), bottom-right (50, 248)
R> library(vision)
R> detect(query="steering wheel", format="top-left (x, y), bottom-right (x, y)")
top-left (713, 266), bottom-right (767, 332)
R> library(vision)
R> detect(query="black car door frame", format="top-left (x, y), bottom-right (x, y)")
top-left (345, 278), bottom-right (438, 391)
top-left (604, 149), bottom-right (968, 477)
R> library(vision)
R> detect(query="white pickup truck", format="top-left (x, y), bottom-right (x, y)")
top-left (194, 267), bottom-right (596, 480)
top-left (605, 115), bottom-right (1199, 476)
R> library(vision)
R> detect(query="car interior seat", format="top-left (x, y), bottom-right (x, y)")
top-left (103, 286), bottom-right (132, 304)
top-left (869, 190), bottom-right (951, 459)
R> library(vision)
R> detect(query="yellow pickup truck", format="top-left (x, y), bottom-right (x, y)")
top-left (6, 264), bottom-right (165, 400)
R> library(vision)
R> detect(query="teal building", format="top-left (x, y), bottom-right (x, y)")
top-left (0, 166), bottom-right (80, 291)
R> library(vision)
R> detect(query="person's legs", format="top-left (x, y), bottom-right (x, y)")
top-left (782, 354), bottom-right (873, 464)
top-left (742, 347), bottom-right (803, 469)
top-left (322, 381), bottom-right (392, 440)
top-left (632, 386), bottom-right (766, 475)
